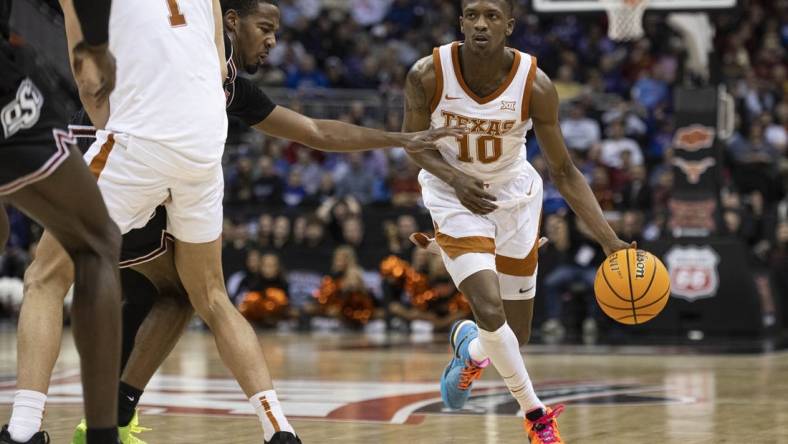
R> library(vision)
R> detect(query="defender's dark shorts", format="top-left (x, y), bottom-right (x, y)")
top-left (69, 110), bottom-right (171, 268)
top-left (0, 43), bottom-right (70, 195)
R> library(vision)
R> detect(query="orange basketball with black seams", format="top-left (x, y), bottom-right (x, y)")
top-left (593, 249), bottom-right (671, 325)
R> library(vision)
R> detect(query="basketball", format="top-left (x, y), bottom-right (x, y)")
top-left (594, 249), bottom-right (671, 325)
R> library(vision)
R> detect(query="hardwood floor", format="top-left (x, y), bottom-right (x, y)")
top-left (0, 328), bottom-right (786, 443)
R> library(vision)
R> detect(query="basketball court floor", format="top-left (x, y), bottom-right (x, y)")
top-left (1, 327), bottom-right (787, 443)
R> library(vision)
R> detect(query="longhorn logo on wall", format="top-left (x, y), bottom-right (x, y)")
top-left (672, 157), bottom-right (716, 184)
top-left (664, 246), bottom-right (720, 301)
top-left (673, 125), bottom-right (715, 151)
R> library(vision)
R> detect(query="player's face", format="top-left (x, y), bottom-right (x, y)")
top-left (459, 0), bottom-right (514, 54)
top-left (237, 3), bottom-right (280, 73)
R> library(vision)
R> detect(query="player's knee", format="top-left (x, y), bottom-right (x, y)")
top-left (189, 290), bottom-right (230, 324)
top-left (514, 327), bottom-right (531, 346)
top-left (473, 302), bottom-right (507, 332)
top-left (23, 256), bottom-right (73, 300)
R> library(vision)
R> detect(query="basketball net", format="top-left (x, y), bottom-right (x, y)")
top-left (603, 0), bottom-right (649, 41)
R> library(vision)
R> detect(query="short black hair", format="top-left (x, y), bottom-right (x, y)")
top-left (220, 0), bottom-right (277, 16)
top-left (460, 0), bottom-right (515, 15)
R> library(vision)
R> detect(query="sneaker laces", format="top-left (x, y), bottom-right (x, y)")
top-left (531, 404), bottom-right (565, 443)
top-left (457, 360), bottom-right (485, 390)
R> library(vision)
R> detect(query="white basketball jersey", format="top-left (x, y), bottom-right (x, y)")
top-left (429, 42), bottom-right (537, 183)
top-left (106, 0), bottom-right (227, 177)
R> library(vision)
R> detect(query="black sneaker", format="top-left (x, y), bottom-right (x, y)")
top-left (265, 431), bottom-right (302, 444)
top-left (0, 425), bottom-right (49, 444)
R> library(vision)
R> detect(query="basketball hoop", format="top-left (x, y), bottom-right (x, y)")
top-left (603, 0), bottom-right (649, 41)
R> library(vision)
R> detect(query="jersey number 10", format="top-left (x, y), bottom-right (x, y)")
top-left (457, 135), bottom-right (503, 164)
top-left (166, 0), bottom-right (187, 27)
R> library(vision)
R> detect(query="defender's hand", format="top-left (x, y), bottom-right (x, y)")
top-left (602, 239), bottom-right (637, 257)
top-left (72, 41), bottom-right (116, 103)
top-left (450, 174), bottom-right (497, 215)
top-left (401, 127), bottom-right (466, 153)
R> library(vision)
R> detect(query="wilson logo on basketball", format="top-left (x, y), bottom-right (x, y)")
top-left (664, 246), bottom-right (720, 302)
top-left (673, 125), bottom-right (715, 151)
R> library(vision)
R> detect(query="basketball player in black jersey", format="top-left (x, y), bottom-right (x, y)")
top-left (0, 0), bottom-right (124, 443)
top-left (2, 1), bottom-right (462, 443)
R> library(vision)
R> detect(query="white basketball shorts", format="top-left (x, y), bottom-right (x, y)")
top-left (419, 167), bottom-right (543, 300)
top-left (83, 131), bottom-right (224, 244)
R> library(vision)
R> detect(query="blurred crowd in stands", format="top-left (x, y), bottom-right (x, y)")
top-left (2, 0), bottom-right (787, 340)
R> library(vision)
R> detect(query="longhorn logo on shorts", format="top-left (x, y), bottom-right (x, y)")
top-left (673, 125), bottom-right (715, 152)
top-left (664, 245), bottom-right (720, 301)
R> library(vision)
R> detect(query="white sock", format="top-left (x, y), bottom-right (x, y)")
top-left (478, 323), bottom-right (544, 415)
top-left (250, 390), bottom-right (295, 441)
top-left (8, 390), bottom-right (46, 442)
top-left (468, 337), bottom-right (489, 364)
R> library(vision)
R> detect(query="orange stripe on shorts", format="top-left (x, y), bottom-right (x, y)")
top-left (88, 133), bottom-right (115, 179)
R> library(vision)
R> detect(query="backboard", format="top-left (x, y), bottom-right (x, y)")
top-left (532, 0), bottom-right (738, 12)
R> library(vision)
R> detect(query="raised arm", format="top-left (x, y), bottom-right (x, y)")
top-left (403, 55), bottom-right (497, 215)
top-left (530, 69), bottom-right (631, 256)
top-left (68, 0), bottom-right (115, 102)
top-left (60, 0), bottom-right (109, 127)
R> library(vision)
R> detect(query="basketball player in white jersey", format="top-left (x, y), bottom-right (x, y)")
top-left (404, 1), bottom-right (632, 442)
top-left (2, 1), bottom-right (461, 443)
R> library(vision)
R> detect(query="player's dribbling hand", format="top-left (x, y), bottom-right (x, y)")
top-left (71, 41), bottom-right (116, 103)
top-left (602, 239), bottom-right (637, 257)
top-left (402, 127), bottom-right (467, 153)
top-left (449, 174), bottom-right (498, 215)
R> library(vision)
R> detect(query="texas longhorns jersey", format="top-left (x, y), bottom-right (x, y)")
top-left (429, 42), bottom-right (537, 184)
top-left (106, 0), bottom-right (227, 177)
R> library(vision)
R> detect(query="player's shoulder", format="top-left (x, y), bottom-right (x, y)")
top-left (406, 53), bottom-right (437, 93)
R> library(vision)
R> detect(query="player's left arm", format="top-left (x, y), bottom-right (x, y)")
top-left (254, 106), bottom-right (462, 153)
top-left (212, 0), bottom-right (227, 82)
top-left (530, 69), bottom-right (633, 256)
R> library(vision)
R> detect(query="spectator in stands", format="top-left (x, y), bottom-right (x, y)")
top-left (540, 214), bottom-right (603, 342)
top-left (227, 157), bottom-right (255, 203)
top-left (271, 216), bottom-right (292, 251)
top-left (560, 102), bottom-right (601, 154)
top-left (252, 156), bottom-right (283, 205)
top-left (596, 120), bottom-right (644, 169)
top-left (291, 149), bottom-right (323, 196)
top-left (631, 67), bottom-right (670, 113)
top-left (619, 210), bottom-right (645, 245)
top-left (223, 220), bottom-right (253, 278)
top-left (763, 105), bottom-right (787, 154)
top-left (318, 195), bottom-right (362, 242)
top-left (385, 252), bottom-right (471, 332)
top-left (591, 166), bottom-right (615, 211)
top-left (282, 169), bottom-right (308, 207)
top-left (553, 64), bottom-right (584, 102)
top-left (286, 54), bottom-right (329, 89)
top-left (384, 214), bottom-right (417, 258)
top-left (619, 164), bottom-right (652, 211)
top-left (238, 252), bottom-right (292, 328)
top-left (336, 153), bottom-right (376, 204)
top-left (255, 214), bottom-right (274, 248)
top-left (388, 159), bottom-right (421, 207)
top-left (728, 122), bottom-right (781, 201)
top-left (307, 245), bottom-right (379, 328)
top-left (227, 249), bottom-right (262, 303)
